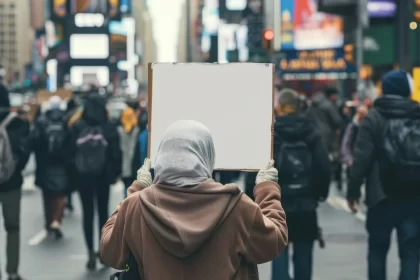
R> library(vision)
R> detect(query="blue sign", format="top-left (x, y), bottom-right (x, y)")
top-left (120, 0), bottom-right (131, 13)
top-left (276, 48), bottom-right (356, 76)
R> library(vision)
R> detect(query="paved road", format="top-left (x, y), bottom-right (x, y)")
top-left (0, 178), bottom-right (399, 280)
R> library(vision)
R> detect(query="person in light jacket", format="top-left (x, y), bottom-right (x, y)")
top-left (100, 120), bottom-right (288, 280)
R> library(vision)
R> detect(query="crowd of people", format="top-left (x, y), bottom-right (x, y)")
top-left (0, 69), bottom-right (420, 280)
top-left (0, 87), bottom-right (150, 279)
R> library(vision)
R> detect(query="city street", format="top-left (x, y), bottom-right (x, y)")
top-left (0, 175), bottom-right (400, 280)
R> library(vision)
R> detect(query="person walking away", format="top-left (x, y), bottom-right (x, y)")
top-left (271, 89), bottom-right (331, 280)
top-left (0, 85), bottom-right (30, 280)
top-left (347, 70), bottom-right (420, 280)
top-left (340, 105), bottom-right (368, 184)
top-left (71, 94), bottom-right (122, 270)
top-left (118, 106), bottom-right (139, 198)
top-left (32, 96), bottom-right (71, 238)
top-left (310, 88), bottom-right (342, 190)
top-left (100, 120), bottom-right (288, 280)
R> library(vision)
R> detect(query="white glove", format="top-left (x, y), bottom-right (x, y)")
top-left (136, 158), bottom-right (153, 187)
top-left (255, 160), bottom-right (278, 184)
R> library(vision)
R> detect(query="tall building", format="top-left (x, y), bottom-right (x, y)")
top-left (132, 0), bottom-right (157, 85)
top-left (177, 0), bottom-right (203, 62)
top-left (30, 0), bottom-right (47, 30)
top-left (0, 0), bottom-right (33, 84)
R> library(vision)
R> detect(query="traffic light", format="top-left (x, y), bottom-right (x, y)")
top-left (262, 29), bottom-right (274, 52)
top-left (344, 44), bottom-right (355, 63)
top-left (415, 0), bottom-right (420, 22)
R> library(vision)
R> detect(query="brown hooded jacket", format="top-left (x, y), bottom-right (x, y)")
top-left (101, 179), bottom-right (288, 279)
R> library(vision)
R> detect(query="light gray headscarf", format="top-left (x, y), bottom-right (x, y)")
top-left (153, 120), bottom-right (215, 187)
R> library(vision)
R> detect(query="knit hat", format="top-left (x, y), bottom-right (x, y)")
top-left (382, 70), bottom-right (413, 98)
top-left (0, 84), bottom-right (10, 108)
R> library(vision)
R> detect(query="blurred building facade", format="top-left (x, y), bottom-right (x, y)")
top-left (29, 0), bottom-right (47, 30)
top-left (177, 0), bottom-right (202, 62)
top-left (132, 0), bottom-right (157, 85)
top-left (0, 0), bottom-right (33, 85)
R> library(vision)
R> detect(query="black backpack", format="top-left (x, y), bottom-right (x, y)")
top-left (276, 139), bottom-right (313, 198)
top-left (44, 118), bottom-right (67, 160)
top-left (379, 118), bottom-right (420, 198)
top-left (75, 126), bottom-right (108, 175)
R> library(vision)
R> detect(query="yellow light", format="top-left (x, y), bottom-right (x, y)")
top-left (410, 21), bottom-right (418, 30)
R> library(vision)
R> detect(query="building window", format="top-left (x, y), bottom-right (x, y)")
top-left (9, 3), bottom-right (15, 9)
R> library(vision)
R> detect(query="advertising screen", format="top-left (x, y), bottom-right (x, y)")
top-left (202, 1), bottom-right (219, 35)
top-left (280, 0), bottom-right (343, 50)
top-left (109, 20), bottom-right (128, 62)
top-left (109, 0), bottom-right (119, 18)
top-left (120, 0), bottom-right (130, 13)
top-left (226, 0), bottom-right (247, 10)
top-left (71, 0), bottom-right (107, 14)
top-left (52, 0), bottom-right (68, 17)
top-left (70, 66), bottom-right (109, 86)
top-left (218, 23), bottom-right (248, 63)
top-left (70, 34), bottom-right (109, 59)
top-left (368, 0), bottom-right (396, 17)
top-left (45, 21), bottom-right (64, 48)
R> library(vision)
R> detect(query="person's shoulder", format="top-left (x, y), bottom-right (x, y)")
top-left (233, 192), bottom-right (259, 218)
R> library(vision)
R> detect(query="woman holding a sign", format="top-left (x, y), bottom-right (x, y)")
top-left (100, 120), bottom-right (288, 279)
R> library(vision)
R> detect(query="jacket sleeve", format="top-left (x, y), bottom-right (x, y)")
top-left (101, 182), bottom-right (148, 268)
top-left (311, 134), bottom-right (331, 201)
top-left (347, 113), bottom-right (376, 201)
top-left (341, 123), bottom-right (355, 164)
top-left (100, 200), bottom-right (130, 269)
top-left (243, 182), bottom-right (288, 264)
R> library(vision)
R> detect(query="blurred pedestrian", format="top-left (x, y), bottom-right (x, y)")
top-left (101, 120), bottom-right (288, 279)
top-left (118, 106), bottom-right (140, 198)
top-left (271, 89), bottom-right (331, 280)
top-left (32, 96), bottom-right (71, 239)
top-left (71, 94), bottom-right (122, 270)
top-left (341, 105), bottom-right (368, 168)
top-left (347, 70), bottom-right (420, 280)
top-left (137, 110), bottom-right (148, 172)
top-left (64, 98), bottom-right (78, 212)
top-left (0, 85), bottom-right (31, 280)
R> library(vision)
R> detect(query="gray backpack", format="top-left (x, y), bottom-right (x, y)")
top-left (0, 113), bottom-right (17, 184)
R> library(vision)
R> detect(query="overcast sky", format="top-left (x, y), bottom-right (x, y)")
top-left (147, 0), bottom-right (183, 61)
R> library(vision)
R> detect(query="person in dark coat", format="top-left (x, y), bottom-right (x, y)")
top-left (347, 70), bottom-right (420, 280)
top-left (70, 94), bottom-right (122, 270)
top-left (0, 84), bottom-right (31, 280)
top-left (310, 89), bottom-right (342, 153)
top-left (32, 96), bottom-right (71, 239)
top-left (271, 89), bottom-right (331, 280)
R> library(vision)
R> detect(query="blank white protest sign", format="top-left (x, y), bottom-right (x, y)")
top-left (148, 63), bottom-right (274, 170)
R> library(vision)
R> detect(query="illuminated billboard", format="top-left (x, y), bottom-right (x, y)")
top-left (280, 0), bottom-right (344, 50)
top-left (69, 34), bottom-right (109, 59)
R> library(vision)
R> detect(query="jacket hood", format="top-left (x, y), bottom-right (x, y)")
top-left (274, 114), bottom-right (313, 142)
top-left (139, 179), bottom-right (242, 258)
top-left (82, 95), bottom-right (108, 125)
top-left (374, 96), bottom-right (420, 119)
top-left (46, 108), bottom-right (65, 121)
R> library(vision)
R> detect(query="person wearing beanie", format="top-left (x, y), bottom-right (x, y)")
top-left (381, 70), bottom-right (413, 98)
top-left (0, 84), bottom-right (31, 280)
top-left (347, 69), bottom-right (420, 279)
